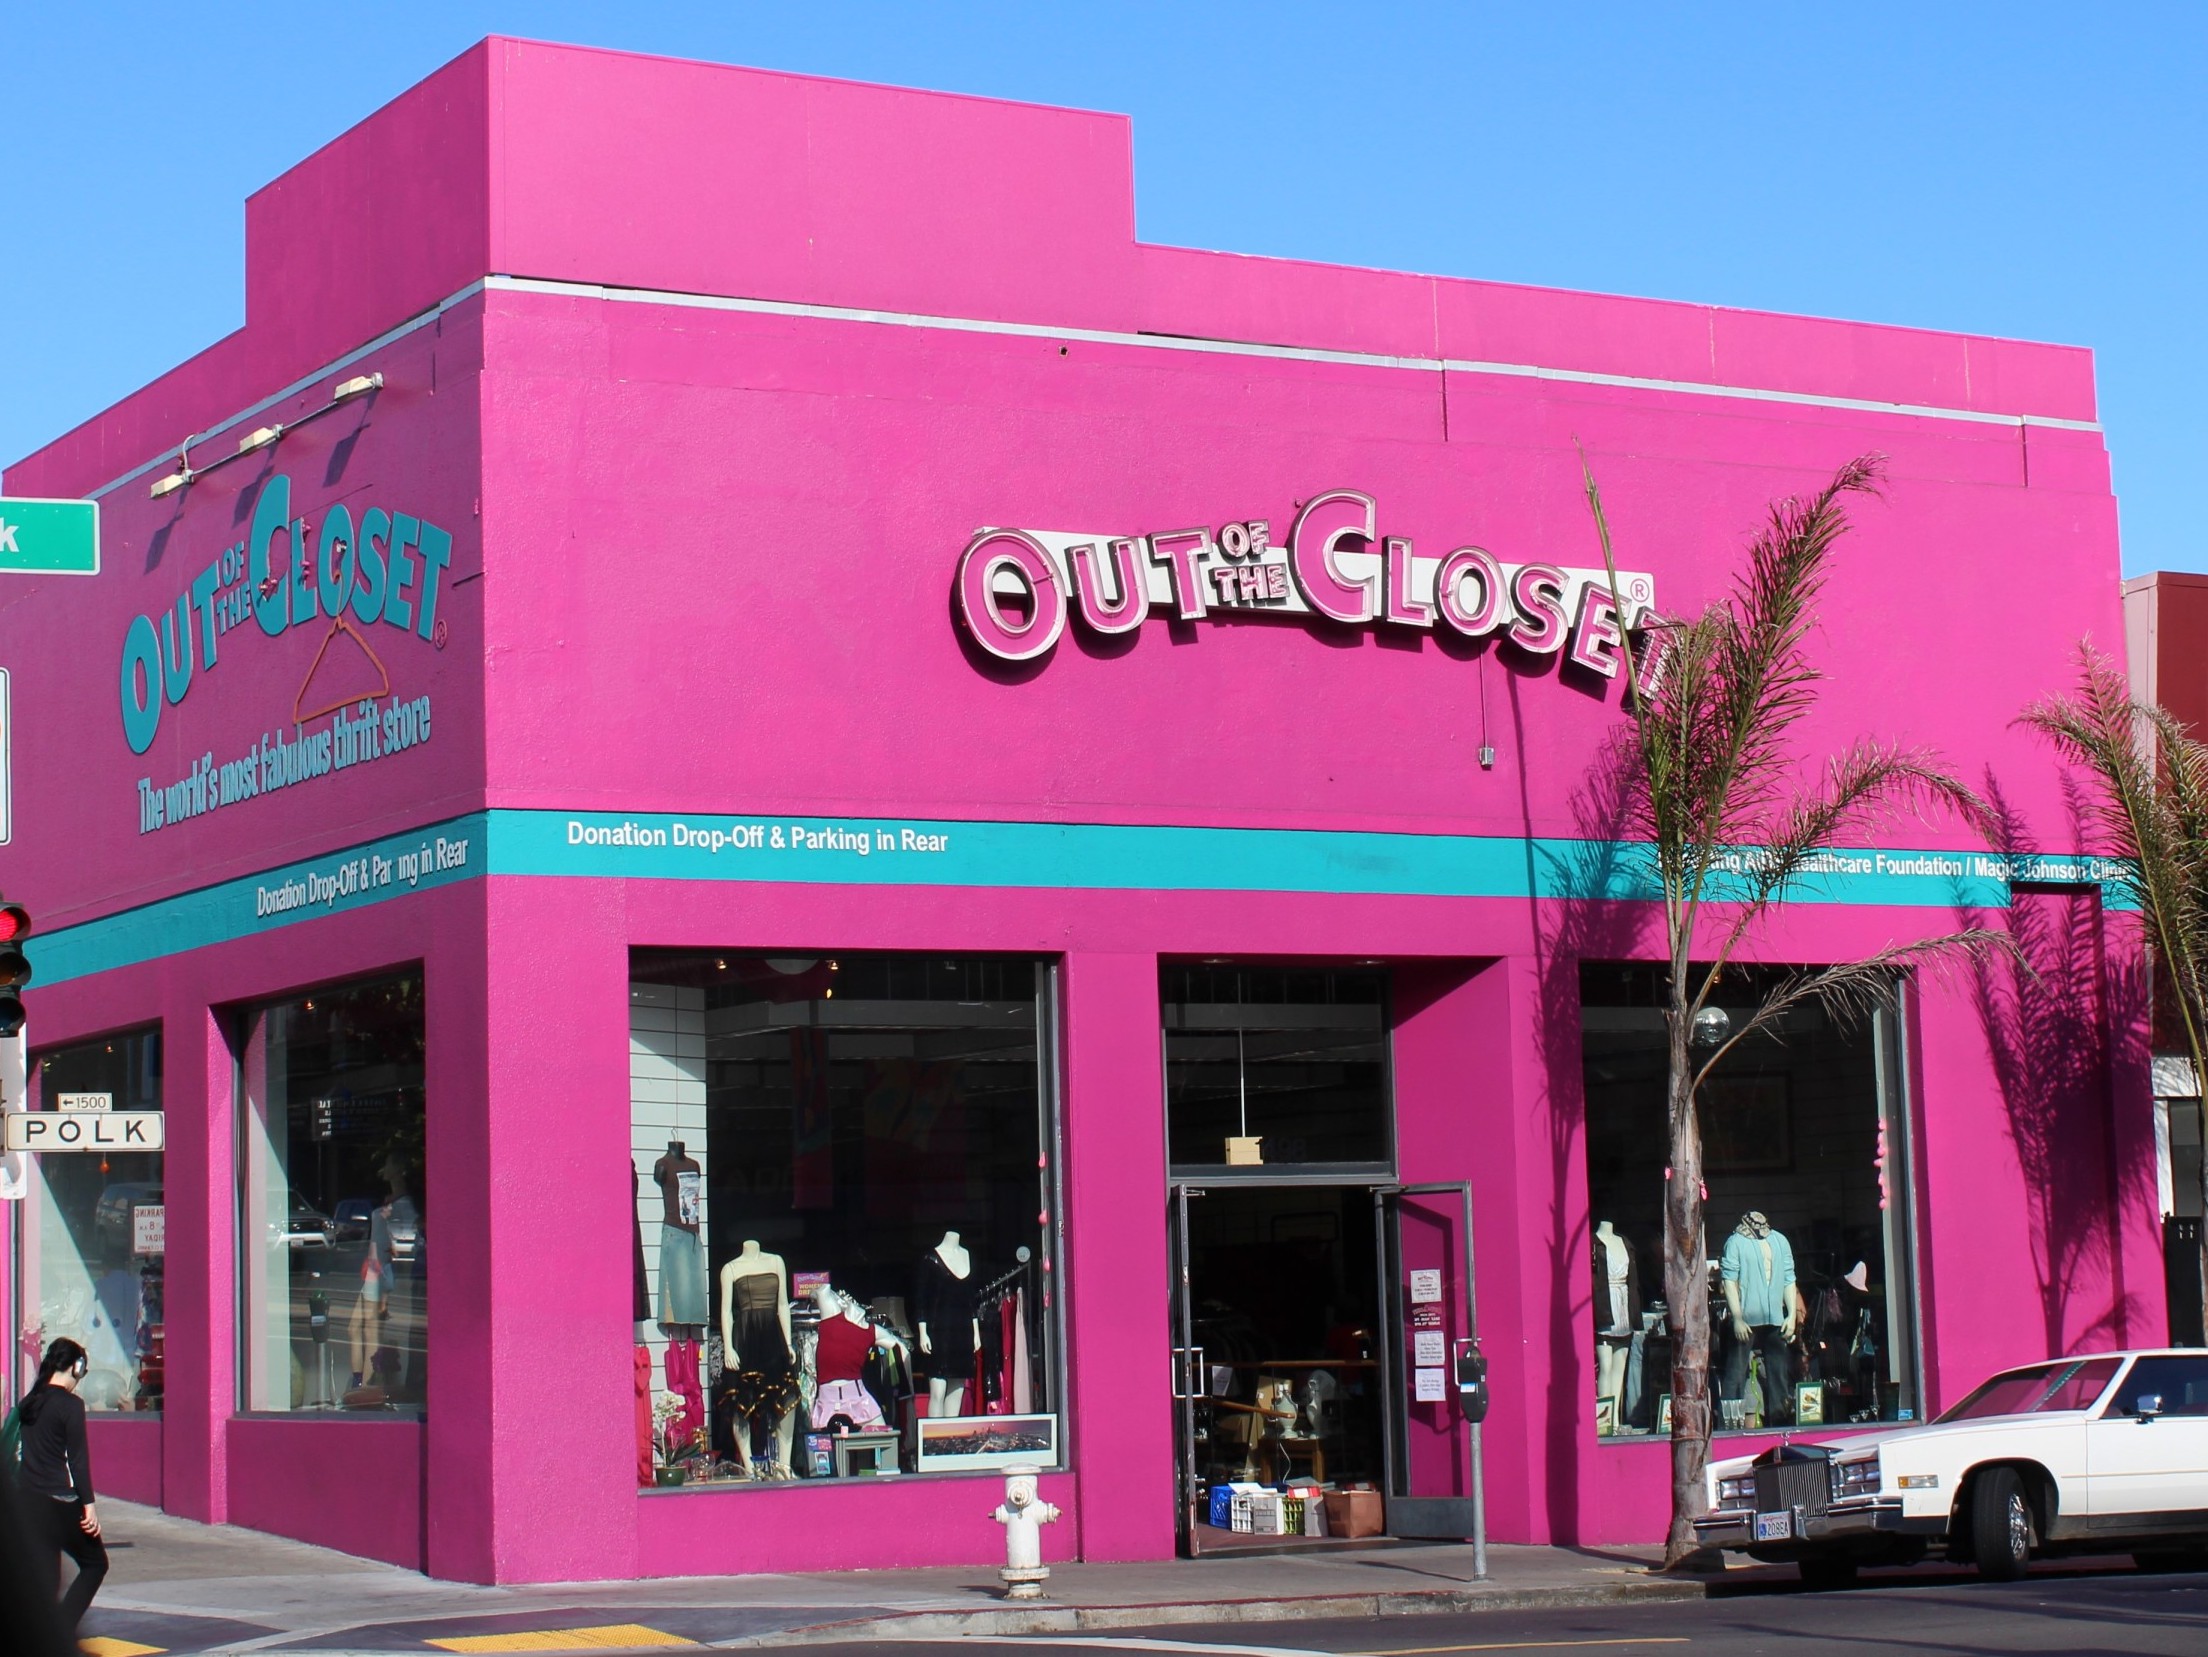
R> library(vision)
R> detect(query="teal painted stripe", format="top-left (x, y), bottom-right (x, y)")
top-left (31, 807), bottom-right (2130, 988)
top-left (37, 815), bottom-right (489, 987)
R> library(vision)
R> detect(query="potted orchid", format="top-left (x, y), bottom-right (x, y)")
top-left (651, 1393), bottom-right (689, 1486)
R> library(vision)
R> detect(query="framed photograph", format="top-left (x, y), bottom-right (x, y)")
top-left (1657, 1393), bottom-right (1673, 1433)
top-left (1701, 1073), bottom-right (1793, 1174)
top-left (914, 1413), bottom-right (1060, 1471)
top-left (1795, 1381), bottom-right (1826, 1426)
top-left (1594, 1394), bottom-right (1619, 1436)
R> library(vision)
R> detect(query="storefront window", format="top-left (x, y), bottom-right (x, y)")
top-left (1581, 964), bottom-right (1920, 1438)
top-left (1163, 967), bottom-right (1390, 1171)
top-left (14, 1030), bottom-right (164, 1412)
top-left (628, 953), bottom-right (1060, 1487)
top-left (238, 974), bottom-right (426, 1413)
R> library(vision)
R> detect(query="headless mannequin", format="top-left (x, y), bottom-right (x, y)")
top-left (349, 1153), bottom-right (413, 1390)
top-left (917, 1231), bottom-right (979, 1418)
top-left (1593, 1220), bottom-right (1632, 1407)
top-left (720, 1242), bottom-right (796, 1476)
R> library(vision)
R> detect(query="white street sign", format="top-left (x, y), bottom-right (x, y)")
top-left (6, 1111), bottom-right (165, 1152)
top-left (57, 1092), bottom-right (113, 1113)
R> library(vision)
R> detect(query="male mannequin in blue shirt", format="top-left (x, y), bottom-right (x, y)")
top-left (1720, 1210), bottom-right (1796, 1426)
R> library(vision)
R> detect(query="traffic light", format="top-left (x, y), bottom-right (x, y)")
top-left (0, 903), bottom-right (31, 1038)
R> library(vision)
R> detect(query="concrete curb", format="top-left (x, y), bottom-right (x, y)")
top-left (722, 1577), bottom-right (1710, 1645)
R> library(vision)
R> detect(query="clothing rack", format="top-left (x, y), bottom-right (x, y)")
top-left (974, 1257), bottom-right (1031, 1301)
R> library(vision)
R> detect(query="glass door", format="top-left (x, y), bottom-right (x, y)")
top-left (1168, 1182), bottom-right (1208, 1556)
top-left (1380, 1182), bottom-right (1484, 1551)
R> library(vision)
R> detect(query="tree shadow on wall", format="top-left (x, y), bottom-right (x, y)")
top-left (1524, 709), bottom-right (1657, 1540)
top-left (1960, 777), bottom-right (2155, 1356)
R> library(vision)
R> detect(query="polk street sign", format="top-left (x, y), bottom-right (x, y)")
top-left (0, 498), bottom-right (100, 575)
top-left (6, 1110), bottom-right (165, 1152)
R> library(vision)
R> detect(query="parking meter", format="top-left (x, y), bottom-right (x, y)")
top-left (1454, 1339), bottom-right (1489, 1424)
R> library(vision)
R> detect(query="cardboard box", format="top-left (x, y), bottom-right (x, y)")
top-left (1323, 1487), bottom-right (1385, 1538)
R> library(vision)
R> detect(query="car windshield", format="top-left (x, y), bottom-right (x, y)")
top-left (1936, 1357), bottom-right (2121, 1422)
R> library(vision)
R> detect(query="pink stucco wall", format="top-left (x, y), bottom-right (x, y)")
top-left (2, 38), bottom-right (2151, 1582)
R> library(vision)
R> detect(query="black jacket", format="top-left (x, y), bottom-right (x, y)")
top-left (18, 1386), bottom-right (95, 1504)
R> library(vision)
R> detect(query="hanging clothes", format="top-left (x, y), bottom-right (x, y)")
top-left (1010, 1288), bottom-right (1034, 1414)
top-left (664, 1338), bottom-right (704, 1454)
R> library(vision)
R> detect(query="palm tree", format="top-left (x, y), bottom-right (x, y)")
top-left (1578, 451), bottom-right (2000, 1567)
top-left (2021, 647), bottom-right (2208, 1337)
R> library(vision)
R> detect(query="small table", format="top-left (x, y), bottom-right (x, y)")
top-left (831, 1429), bottom-right (901, 1477)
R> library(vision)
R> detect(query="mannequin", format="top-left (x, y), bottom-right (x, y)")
top-left (1591, 1220), bottom-right (1639, 1416)
top-left (1719, 1210), bottom-right (1796, 1426)
top-left (719, 1242), bottom-right (797, 1476)
top-left (914, 1231), bottom-right (982, 1418)
top-left (348, 1152), bottom-right (416, 1396)
top-left (652, 1141), bottom-right (707, 1329)
top-left (808, 1285), bottom-right (890, 1433)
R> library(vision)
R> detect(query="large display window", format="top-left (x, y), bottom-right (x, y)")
top-left (628, 952), bottom-right (1060, 1487)
top-left (238, 973), bottom-right (427, 1413)
top-left (1580, 964), bottom-right (1921, 1438)
top-left (13, 1029), bottom-right (165, 1412)
top-left (1163, 967), bottom-right (1390, 1172)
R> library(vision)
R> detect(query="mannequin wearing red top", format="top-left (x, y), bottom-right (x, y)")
top-left (809, 1285), bottom-right (888, 1432)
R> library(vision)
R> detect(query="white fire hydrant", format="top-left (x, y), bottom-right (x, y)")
top-left (990, 1467), bottom-right (1061, 1599)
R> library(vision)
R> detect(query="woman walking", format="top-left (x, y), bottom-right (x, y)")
top-left (16, 1337), bottom-right (109, 1633)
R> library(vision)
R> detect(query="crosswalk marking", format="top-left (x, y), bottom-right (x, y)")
top-left (427, 1625), bottom-right (696, 1653)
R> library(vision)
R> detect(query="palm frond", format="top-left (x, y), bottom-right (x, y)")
top-left (1691, 931), bottom-right (2013, 1091)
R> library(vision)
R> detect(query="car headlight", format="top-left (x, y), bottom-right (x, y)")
top-left (1833, 1454), bottom-right (1880, 1498)
top-left (1716, 1474), bottom-right (1754, 1506)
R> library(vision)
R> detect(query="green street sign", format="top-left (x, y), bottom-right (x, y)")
top-left (0, 497), bottom-right (99, 575)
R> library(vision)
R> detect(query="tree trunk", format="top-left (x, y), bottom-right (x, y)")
top-left (1664, 1008), bottom-right (1714, 1567)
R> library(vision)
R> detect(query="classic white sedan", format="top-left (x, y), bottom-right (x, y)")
top-left (1694, 1349), bottom-right (2208, 1586)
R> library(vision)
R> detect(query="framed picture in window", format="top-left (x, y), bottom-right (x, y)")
top-left (1701, 1074), bottom-right (1792, 1174)
top-left (1594, 1395), bottom-right (1619, 1437)
top-left (914, 1413), bottom-right (1060, 1471)
top-left (1795, 1381), bottom-right (1826, 1425)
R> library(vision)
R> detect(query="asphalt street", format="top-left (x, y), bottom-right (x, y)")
top-left (830, 1567), bottom-right (2208, 1657)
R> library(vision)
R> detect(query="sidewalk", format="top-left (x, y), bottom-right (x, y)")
top-left (73, 1499), bottom-right (1705, 1655)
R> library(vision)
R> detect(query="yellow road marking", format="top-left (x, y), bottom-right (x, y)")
top-left (1354, 1642), bottom-right (1690, 1655)
top-left (427, 1627), bottom-right (696, 1653)
top-left (80, 1640), bottom-right (167, 1657)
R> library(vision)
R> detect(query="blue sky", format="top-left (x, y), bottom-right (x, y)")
top-left (5, 4), bottom-right (2200, 574)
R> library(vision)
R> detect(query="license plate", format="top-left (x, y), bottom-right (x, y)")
top-left (1754, 1510), bottom-right (1794, 1542)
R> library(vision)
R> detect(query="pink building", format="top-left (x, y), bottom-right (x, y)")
top-left (0, 38), bottom-right (2157, 1583)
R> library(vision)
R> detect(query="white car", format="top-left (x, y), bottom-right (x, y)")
top-left (1695, 1349), bottom-right (2208, 1587)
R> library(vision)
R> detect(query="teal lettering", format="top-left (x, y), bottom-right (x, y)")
top-left (353, 508), bottom-right (389, 624)
top-left (159, 593), bottom-right (193, 705)
top-left (383, 513), bottom-right (419, 630)
top-left (321, 504), bottom-right (356, 620)
top-left (189, 560), bottom-right (221, 668)
top-left (290, 518), bottom-right (318, 626)
top-left (415, 520), bottom-right (451, 639)
top-left (248, 475), bottom-right (293, 637)
top-left (120, 614), bottom-right (162, 754)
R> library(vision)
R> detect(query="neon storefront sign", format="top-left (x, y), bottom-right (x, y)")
top-left (954, 489), bottom-right (1654, 678)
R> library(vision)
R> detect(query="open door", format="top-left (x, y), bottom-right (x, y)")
top-left (1380, 1182), bottom-right (1486, 1566)
top-left (1167, 1182), bottom-right (1209, 1556)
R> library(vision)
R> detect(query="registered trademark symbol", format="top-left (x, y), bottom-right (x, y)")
top-left (433, 618), bottom-right (449, 650)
